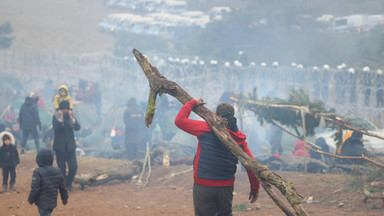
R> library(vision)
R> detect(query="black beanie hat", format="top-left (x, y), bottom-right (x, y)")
top-left (351, 131), bottom-right (363, 139)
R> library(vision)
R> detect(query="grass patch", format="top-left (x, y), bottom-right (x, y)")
top-left (232, 203), bottom-right (249, 212)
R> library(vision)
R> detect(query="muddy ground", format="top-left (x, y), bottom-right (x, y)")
top-left (1, 151), bottom-right (383, 216)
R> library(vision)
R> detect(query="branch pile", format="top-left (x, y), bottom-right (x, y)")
top-left (233, 89), bottom-right (384, 147)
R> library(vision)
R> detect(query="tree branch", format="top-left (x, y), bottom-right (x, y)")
top-left (244, 99), bottom-right (384, 140)
top-left (271, 120), bottom-right (384, 168)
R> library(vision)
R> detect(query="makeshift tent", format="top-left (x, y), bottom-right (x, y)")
top-left (79, 104), bottom-right (125, 156)
top-left (92, 104), bottom-right (125, 133)
top-left (72, 101), bottom-right (101, 131)
top-left (347, 115), bottom-right (378, 130)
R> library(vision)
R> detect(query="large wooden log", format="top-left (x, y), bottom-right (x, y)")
top-left (74, 173), bottom-right (132, 189)
top-left (133, 49), bottom-right (308, 216)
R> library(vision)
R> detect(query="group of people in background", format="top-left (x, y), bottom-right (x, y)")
top-left (0, 77), bottom-right (378, 216)
top-left (266, 121), bottom-right (369, 166)
top-left (0, 84), bottom-right (79, 216)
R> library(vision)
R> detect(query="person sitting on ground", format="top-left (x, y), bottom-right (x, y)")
top-left (338, 132), bottom-right (370, 164)
top-left (28, 148), bottom-right (68, 216)
top-left (337, 131), bottom-right (353, 155)
top-left (0, 132), bottom-right (20, 192)
top-left (309, 137), bottom-right (331, 162)
top-left (290, 140), bottom-right (311, 158)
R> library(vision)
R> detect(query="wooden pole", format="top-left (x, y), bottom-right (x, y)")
top-left (300, 107), bottom-right (308, 172)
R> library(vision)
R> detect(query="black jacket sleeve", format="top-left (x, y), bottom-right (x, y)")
top-left (13, 145), bottom-right (20, 166)
top-left (28, 170), bottom-right (42, 204)
top-left (71, 118), bottom-right (81, 131)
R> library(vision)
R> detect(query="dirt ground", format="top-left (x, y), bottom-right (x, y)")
top-left (0, 150), bottom-right (383, 216)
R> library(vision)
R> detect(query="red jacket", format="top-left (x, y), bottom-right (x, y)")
top-left (290, 140), bottom-right (311, 158)
top-left (175, 99), bottom-right (260, 193)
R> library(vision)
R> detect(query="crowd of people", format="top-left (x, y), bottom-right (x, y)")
top-left (0, 75), bottom-right (379, 215)
top-left (0, 84), bottom-right (79, 215)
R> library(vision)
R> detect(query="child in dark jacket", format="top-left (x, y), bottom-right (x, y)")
top-left (0, 131), bottom-right (20, 192)
top-left (28, 149), bottom-right (68, 216)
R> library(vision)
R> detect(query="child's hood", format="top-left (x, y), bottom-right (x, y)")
top-left (36, 149), bottom-right (54, 167)
top-left (0, 131), bottom-right (15, 145)
top-left (294, 140), bottom-right (307, 151)
top-left (57, 84), bottom-right (69, 95)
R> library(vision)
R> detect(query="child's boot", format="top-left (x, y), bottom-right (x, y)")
top-left (10, 183), bottom-right (15, 191)
top-left (2, 184), bottom-right (7, 192)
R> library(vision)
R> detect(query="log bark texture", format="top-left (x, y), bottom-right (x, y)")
top-left (133, 49), bottom-right (308, 215)
top-left (74, 173), bottom-right (132, 189)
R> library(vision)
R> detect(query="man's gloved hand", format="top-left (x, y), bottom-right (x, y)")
top-left (249, 191), bottom-right (259, 203)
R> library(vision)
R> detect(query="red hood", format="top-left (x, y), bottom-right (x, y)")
top-left (294, 140), bottom-right (307, 151)
top-left (228, 129), bottom-right (246, 146)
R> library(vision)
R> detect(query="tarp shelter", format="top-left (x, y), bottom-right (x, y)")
top-left (347, 115), bottom-right (378, 130)
top-left (72, 101), bottom-right (101, 132)
top-left (79, 104), bottom-right (125, 155)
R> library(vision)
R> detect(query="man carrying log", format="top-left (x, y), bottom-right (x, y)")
top-left (175, 97), bottom-right (259, 216)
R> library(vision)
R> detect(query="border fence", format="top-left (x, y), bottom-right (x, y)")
top-left (1, 50), bottom-right (384, 128)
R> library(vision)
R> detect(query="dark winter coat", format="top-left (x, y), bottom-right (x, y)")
top-left (123, 103), bottom-right (145, 145)
top-left (19, 97), bottom-right (42, 130)
top-left (339, 132), bottom-right (369, 164)
top-left (0, 143), bottom-right (20, 168)
top-left (309, 137), bottom-right (330, 161)
top-left (28, 149), bottom-right (68, 210)
top-left (52, 114), bottom-right (80, 153)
